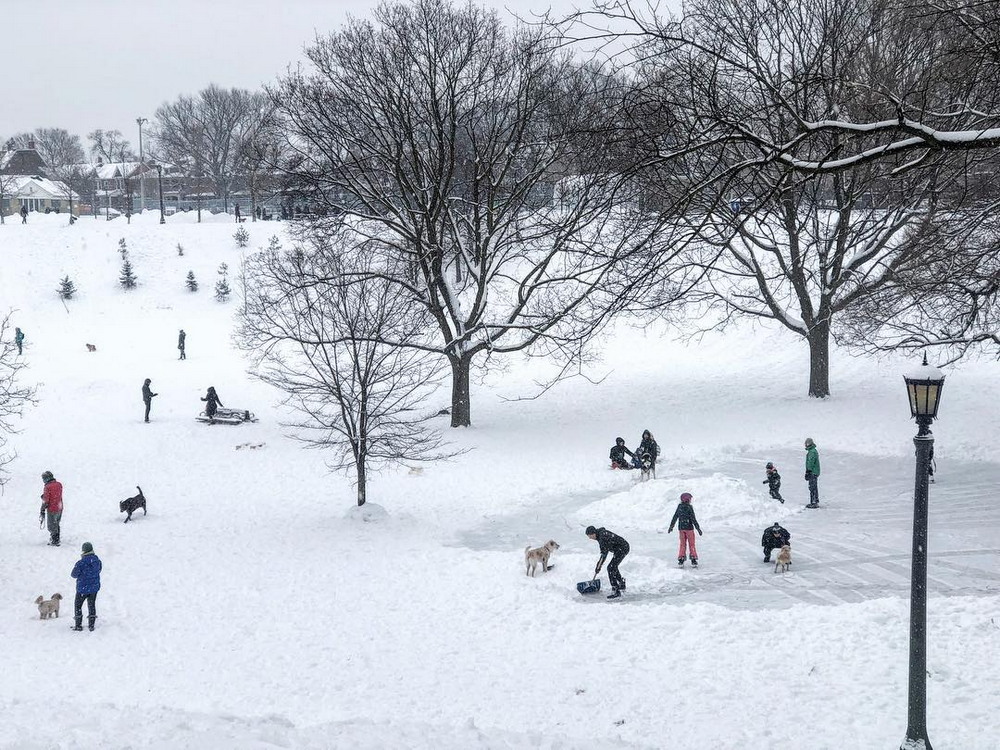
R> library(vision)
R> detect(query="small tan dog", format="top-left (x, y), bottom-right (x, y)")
top-left (525, 540), bottom-right (560, 577)
top-left (35, 593), bottom-right (63, 619)
top-left (774, 545), bottom-right (792, 574)
top-left (85, 344), bottom-right (97, 352)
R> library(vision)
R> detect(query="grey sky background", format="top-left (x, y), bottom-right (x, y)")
top-left (1, 0), bottom-right (584, 151)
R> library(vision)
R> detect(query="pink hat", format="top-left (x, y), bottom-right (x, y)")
top-left (680, 492), bottom-right (692, 503)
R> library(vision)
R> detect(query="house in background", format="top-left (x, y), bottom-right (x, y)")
top-left (0, 141), bottom-right (78, 217)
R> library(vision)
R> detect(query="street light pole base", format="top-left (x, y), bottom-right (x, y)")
top-left (900, 737), bottom-right (932, 750)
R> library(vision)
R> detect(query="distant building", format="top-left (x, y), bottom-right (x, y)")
top-left (0, 142), bottom-right (79, 216)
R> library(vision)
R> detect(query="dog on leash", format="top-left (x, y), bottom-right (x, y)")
top-left (120, 485), bottom-right (147, 523)
top-left (85, 343), bottom-right (97, 352)
top-left (639, 452), bottom-right (655, 481)
top-left (525, 540), bottom-right (560, 577)
top-left (774, 544), bottom-right (792, 574)
top-left (35, 593), bottom-right (63, 619)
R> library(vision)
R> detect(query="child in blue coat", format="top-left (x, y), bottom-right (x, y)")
top-left (71, 542), bottom-right (102, 631)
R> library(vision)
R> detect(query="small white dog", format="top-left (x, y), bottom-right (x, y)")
top-left (774, 545), bottom-right (792, 574)
top-left (525, 540), bottom-right (560, 577)
top-left (35, 593), bottom-right (63, 619)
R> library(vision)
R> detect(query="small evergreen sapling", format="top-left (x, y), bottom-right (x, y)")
top-left (118, 238), bottom-right (129, 260)
top-left (186, 270), bottom-right (199, 292)
top-left (57, 275), bottom-right (77, 300)
top-left (234, 226), bottom-right (249, 248)
top-left (215, 262), bottom-right (231, 302)
top-left (120, 255), bottom-right (138, 289)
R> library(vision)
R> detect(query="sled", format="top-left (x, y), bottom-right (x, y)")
top-left (576, 579), bottom-right (602, 595)
top-left (196, 408), bottom-right (258, 425)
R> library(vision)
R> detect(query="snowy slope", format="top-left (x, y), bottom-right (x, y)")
top-left (0, 212), bottom-right (998, 749)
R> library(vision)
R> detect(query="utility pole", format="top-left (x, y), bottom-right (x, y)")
top-left (136, 117), bottom-right (147, 212)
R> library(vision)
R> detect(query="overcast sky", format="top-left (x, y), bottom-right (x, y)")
top-left (2, 0), bottom-right (583, 151)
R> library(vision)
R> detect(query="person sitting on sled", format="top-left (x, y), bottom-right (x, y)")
top-left (631, 429), bottom-right (660, 469)
top-left (609, 437), bottom-right (635, 470)
top-left (762, 462), bottom-right (784, 503)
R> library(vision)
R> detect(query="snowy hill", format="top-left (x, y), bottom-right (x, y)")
top-left (0, 212), bottom-right (998, 749)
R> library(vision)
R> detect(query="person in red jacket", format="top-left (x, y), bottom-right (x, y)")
top-left (39, 470), bottom-right (63, 546)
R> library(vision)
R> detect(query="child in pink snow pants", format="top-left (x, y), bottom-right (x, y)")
top-left (668, 492), bottom-right (703, 566)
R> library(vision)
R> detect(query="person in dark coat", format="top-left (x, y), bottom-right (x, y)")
top-left (632, 429), bottom-right (660, 469)
top-left (20, 205), bottom-right (28, 223)
top-left (71, 542), bottom-right (102, 631)
top-left (178, 329), bottom-right (186, 360)
top-left (14, 326), bottom-right (24, 355)
top-left (39, 470), bottom-right (63, 546)
top-left (668, 492), bottom-right (703, 566)
top-left (586, 525), bottom-right (630, 599)
top-left (761, 522), bottom-right (791, 563)
top-left (142, 378), bottom-right (158, 423)
top-left (201, 386), bottom-right (223, 419)
top-left (609, 437), bottom-right (634, 470)
top-left (762, 462), bottom-right (784, 503)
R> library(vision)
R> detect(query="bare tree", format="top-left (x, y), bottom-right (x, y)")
top-left (275, 0), bottom-right (674, 426)
top-left (235, 96), bottom-right (288, 221)
top-left (238, 233), bottom-right (453, 506)
top-left (11, 128), bottom-right (85, 172)
top-left (87, 129), bottom-right (135, 164)
top-left (154, 85), bottom-right (258, 211)
top-left (0, 172), bottom-right (15, 225)
top-left (0, 312), bottom-right (37, 485)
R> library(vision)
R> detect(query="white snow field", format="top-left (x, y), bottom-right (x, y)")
top-left (1, 212), bottom-right (998, 749)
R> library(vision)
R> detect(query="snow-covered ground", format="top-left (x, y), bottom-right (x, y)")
top-left (1, 212), bottom-right (998, 749)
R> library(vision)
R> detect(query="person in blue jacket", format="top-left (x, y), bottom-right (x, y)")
top-left (71, 542), bottom-right (102, 631)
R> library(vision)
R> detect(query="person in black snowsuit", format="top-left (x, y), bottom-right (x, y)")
top-left (586, 525), bottom-right (630, 599)
top-left (761, 522), bottom-right (791, 563)
top-left (141, 378), bottom-right (157, 423)
top-left (609, 437), bottom-right (634, 469)
top-left (201, 386), bottom-right (223, 419)
top-left (762, 462), bottom-right (784, 503)
top-left (178, 329), bottom-right (186, 360)
top-left (632, 429), bottom-right (660, 469)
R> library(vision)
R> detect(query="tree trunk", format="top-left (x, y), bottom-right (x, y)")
top-left (807, 318), bottom-right (831, 398)
top-left (449, 354), bottom-right (473, 427)
top-left (356, 455), bottom-right (367, 506)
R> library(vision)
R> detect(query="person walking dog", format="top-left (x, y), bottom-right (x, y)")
top-left (39, 470), bottom-right (63, 546)
top-left (586, 525), bottom-right (630, 599)
top-left (71, 542), bottom-right (102, 631)
top-left (804, 438), bottom-right (821, 507)
top-left (668, 492), bottom-right (703, 566)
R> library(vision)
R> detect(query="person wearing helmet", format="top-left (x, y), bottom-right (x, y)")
top-left (762, 461), bottom-right (783, 503)
top-left (762, 522), bottom-right (791, 563)
top-left (668, 492), bottom-right (703, 566)
top-left (609, 437), bottom-right (634, 470)
top-left (585, 525), bottom-right (630, 599)
top-left (39, 470), bottom-right (63, 546)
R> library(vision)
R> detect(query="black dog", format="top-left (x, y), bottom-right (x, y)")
top-left (120, 485), bottom-right (147, 523)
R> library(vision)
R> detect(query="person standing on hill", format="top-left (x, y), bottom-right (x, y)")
top-left (668, 492), bottom-right (703, 566)
top-left (178, 329), bottom-right (186, 360)
top-left (14, 327), bottom-right (25, 355)
top-left (585, 525), bottom-right (630, 599)
top-left (804, 438), bottom-right (821, 507)
top-left (71, 542), bottom-right (102, 631)
top-left (20, 205), bottom-right (28, 223)
top-left (142, 378), bottom-right (158, 423)
top-left (39, 470), bottom-right (63, 546)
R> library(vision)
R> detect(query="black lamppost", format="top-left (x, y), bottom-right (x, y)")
top-left (900, 354), bottom-right (945, 750)
top-left (155, 163), bottom-right (165, 224)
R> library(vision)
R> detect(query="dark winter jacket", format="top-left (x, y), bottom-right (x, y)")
top-left (594, 527), bottom-right (630, 556)
top-left (14, 329), bottom-right (24, 345)
top-left (201, 389), bottom-right (223, 416)
top-left (142, 382), bottom-right (157, 404)
top-left (637, 437), bottom-right (660, 464)
top-left (41, 478), bottom-right (63, 514)
top-left (668, 502), bottom-right (702, 533)
top-left (178, 331), bottom-right (186, 349)
top-left (763, 467), bottom-right (782, 489)
top-left (805, 445), bottom-right (820, 476)
top-left (610, 444), bottom-right (634, 468)
top-left (71, 552), bottom-right (102, 595)
top-left (762, 525), bottom-right (791, 549)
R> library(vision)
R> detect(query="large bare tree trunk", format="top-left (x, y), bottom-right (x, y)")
top-left (807, 318), bottom-right (831, 398)
top-left (449, 355), bottom-right (472, 427)
top-left (355, 455), bottom-right (367, 506)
